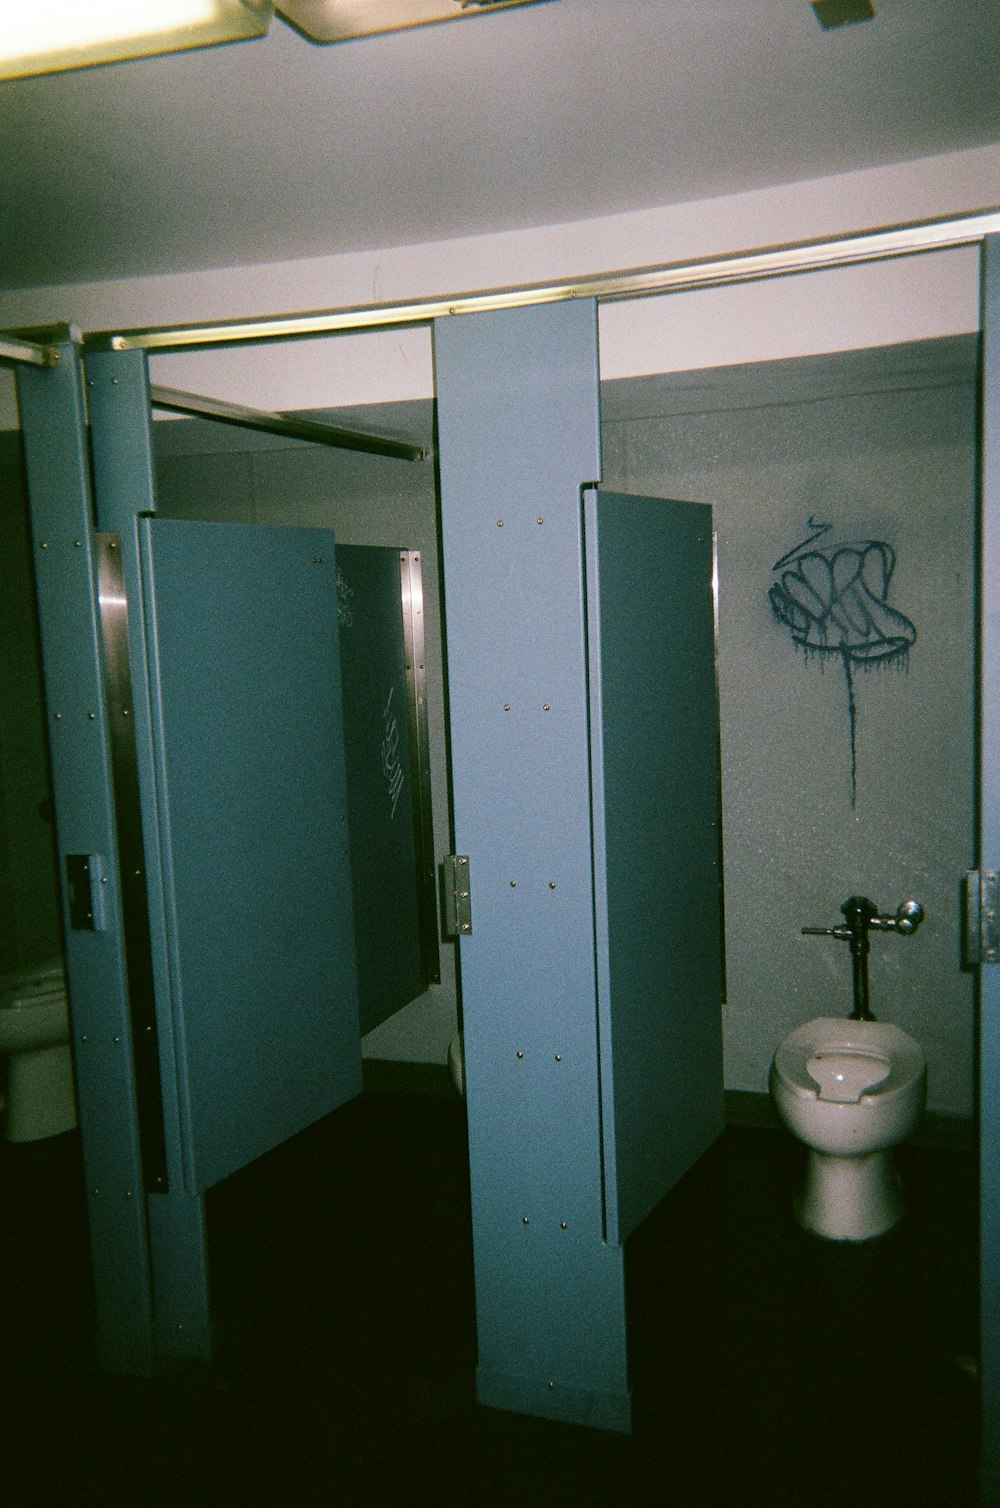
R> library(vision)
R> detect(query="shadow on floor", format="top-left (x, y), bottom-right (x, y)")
top-left (0, 1091), bottom-right (981, 1506)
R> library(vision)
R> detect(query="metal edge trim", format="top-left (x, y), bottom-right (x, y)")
top-left (400, 549), bottom-right (441, 983)
top-left (81, 208), bottom-right (1000, 355)
top-left (95, 530), bottom-right (169, 1193)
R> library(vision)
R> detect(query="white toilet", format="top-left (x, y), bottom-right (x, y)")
top-left (769, 1015), bottom-right (926, 1241)
top-left (0, 961), bottom-right (76, 1141)
top-left (447, 1031), bottom-right (465, 1099)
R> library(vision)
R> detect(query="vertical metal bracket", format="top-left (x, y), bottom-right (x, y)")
top-left (400, 549), bottom-right (441, 983)
top-left (442, 855), bottom-right (473, 937)
top-left (96, 530), bottom-right (169, 1192)
top-left (964, 869), bottom-right (999, 966)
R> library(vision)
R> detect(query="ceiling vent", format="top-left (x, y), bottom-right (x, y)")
top-left (811, 0), bottom-right (875, 29)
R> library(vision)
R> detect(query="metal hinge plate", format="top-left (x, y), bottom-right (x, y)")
top-left (442, 855), bottom-right (473, 937)
top-left (963, 869), bottom-right (999, 966)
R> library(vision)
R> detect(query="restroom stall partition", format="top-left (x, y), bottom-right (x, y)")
top-left (434, 299), bottom-right (725, 1431)
top-left (980, 235), bottom-right (1000, 1508)
top-left (14, 338), bottom-right (366, 1371)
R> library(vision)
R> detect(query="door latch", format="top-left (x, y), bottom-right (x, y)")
top-left (963, 869), bottom-right (999, 967)
top-left (442, 855), bottom-right (473, 937)
top-left (65, 853), bottom-right (110, 932)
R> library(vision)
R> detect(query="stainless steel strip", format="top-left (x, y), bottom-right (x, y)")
top-left (96, 531), bottom-right (169, 1194)
top-left (150, 383), bottom-right (426, 462)
top-left (0, 333), bottom-right (61, 368)
top-left (400, 549), bottom-right (440, 984)
top-left (85, 208), bottom-right (1000, 355)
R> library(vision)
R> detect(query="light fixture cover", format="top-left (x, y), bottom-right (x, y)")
top-left (277, 0), bottom-right (545, 44)
top-left (0, 0), bottom-right (273, 81)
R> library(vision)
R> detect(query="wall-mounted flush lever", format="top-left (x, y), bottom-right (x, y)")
top-left (802, 895), bottom-right (924, 1020)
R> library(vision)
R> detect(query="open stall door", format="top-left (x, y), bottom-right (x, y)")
top-left (585, 488), bottom-right (724, 1247)
top-left (138, 516), bottom-right (361, 1194)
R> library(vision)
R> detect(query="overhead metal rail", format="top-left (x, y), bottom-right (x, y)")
top-left (0, 332), bottom-right (61, 368)
top-left (148, 384), bottom-right (426, 461)
top-left (3, 205), bottom-right (999, 438)
top-left (0, 337), bottom-right (424, 459)
top-left (78, 207), bottom-right (1000, 356)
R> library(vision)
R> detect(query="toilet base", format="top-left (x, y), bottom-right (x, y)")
top-left (4, 1044), bottom-right (77, 1142)
top-left (795, 1147), bottom-right (905, 1242)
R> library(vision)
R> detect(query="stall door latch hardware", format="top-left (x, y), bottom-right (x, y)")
top-left (442, 855), bottom-right (473, 938)
top-left (65, 852), bottom-right (110, 932)
top-left (963, 869), bottom-right (999, 967)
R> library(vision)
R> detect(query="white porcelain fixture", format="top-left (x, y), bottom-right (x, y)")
top-left (447, 1031), bottom-right (465, 1099)
top-left (769, 1015), bottom-right (926, 1241)
top-left (0, 962), bottom-right (76, 1141)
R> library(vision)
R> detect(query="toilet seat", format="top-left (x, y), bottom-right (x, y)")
top-left (773, 1016), bottom-right (925, 1104)
top-left (806, 1049), bottom-right (891, 1103)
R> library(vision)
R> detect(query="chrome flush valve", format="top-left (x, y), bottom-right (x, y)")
top-left (802, 895), bottom-right (924, 1020)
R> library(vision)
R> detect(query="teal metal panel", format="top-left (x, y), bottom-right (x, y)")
top-left (585, 490), bottom-right (724, 1245)
top-left (15, 344), bottom-right (157, 1374)
top-left (138, 516), bottom-right (361, 1193)
top-left (336, 546), bottom-right (424, 1034)
top-left (434, 301), bottom-right (632, 1429)
top-left (980, 236), bottom-right (1000, 1506)
top-left (87, 346), bottom-right (213, 1364)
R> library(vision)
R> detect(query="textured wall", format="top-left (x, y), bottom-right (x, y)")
top-left (601, 337), bottom-right (978, 1115)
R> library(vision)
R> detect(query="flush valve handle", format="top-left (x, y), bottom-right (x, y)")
top-left (800, 895), bottom-right (924, 1021)
top-left (872, 899), bottom-right (925, 936)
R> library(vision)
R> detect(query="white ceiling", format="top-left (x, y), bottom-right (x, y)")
top-left (1, 0), bottom-right (998, 293)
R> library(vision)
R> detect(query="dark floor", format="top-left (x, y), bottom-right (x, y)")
top-left (0, 1088), bottom-right (982, 1507)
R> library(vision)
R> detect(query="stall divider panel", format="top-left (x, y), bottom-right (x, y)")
top-left (979, 234), bottom-right (1000, 1508)
top-left (434, 300), bottom-right (724, 1432)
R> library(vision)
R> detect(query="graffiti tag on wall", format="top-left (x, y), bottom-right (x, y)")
top-left (768, 517), bottom-right (916, 805)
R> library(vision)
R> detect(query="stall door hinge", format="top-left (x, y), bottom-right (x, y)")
top-left (963, 869), bottom-right (999, 967)
top-left (442, 855), bottom-right (473, 937)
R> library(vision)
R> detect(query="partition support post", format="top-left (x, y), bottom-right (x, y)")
top-left (434, 300), bottom-right (630, 1431)
top-left (16, 343), bottom-right (158, 1374)
top-left (979, 234), bottom-right (1000, 1508)
top-left (84, 345), bottom-right (213, 1365)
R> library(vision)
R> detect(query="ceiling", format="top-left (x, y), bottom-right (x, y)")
top-left (1, 0), bottom-right (998, 293)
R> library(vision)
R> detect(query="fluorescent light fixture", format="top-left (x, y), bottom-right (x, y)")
top-left (0, 0), bottom-right (273, 80)
top-left (276, 0), bottom-right (545, 44)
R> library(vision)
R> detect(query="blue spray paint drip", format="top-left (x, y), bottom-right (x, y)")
top-left (768, 517), bottom-right (917, 805)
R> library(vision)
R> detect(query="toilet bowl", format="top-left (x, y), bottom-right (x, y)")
top-left (769, 1016), bottom-right (926, 1241)
top-left (0, 962), bottom-right (76, 1142)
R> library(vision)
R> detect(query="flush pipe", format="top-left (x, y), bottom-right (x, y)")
top-left (802, 896), bottom-right (924, 1020)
